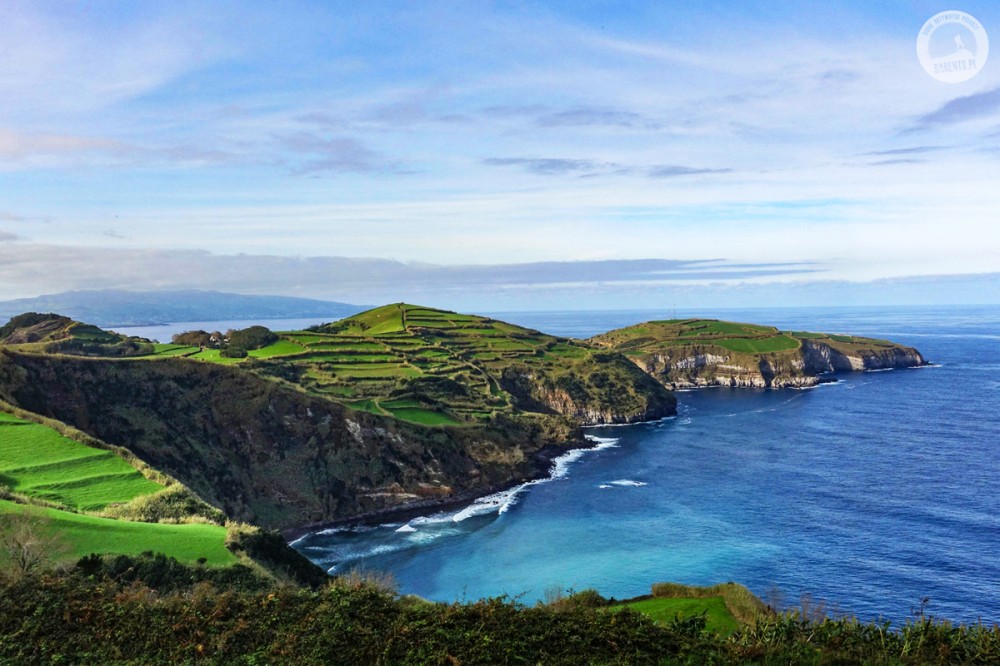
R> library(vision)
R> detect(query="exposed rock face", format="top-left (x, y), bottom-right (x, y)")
top-left (634, 341), bottom-right (925, 390)
top-left (800, 341), bottom-right (926, 373)
top-left (499, 360), bottom-right (677, 425)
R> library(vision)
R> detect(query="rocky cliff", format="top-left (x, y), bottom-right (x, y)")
top-left (592, 319), bottom-right (926, 390)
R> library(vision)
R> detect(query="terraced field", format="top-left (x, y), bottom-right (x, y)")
top-left (0, 413), bottom-right (163, 510)
top-left (0, 410), bottom-right (235, 566)
top-left (146, 304), bottom-right (671, 426)
top-left (269, 305), bottom-right (560, 424)
top-left (592, 318), bottom-right (901, 356)
top-left (0, 499), bottom-right (235, 565)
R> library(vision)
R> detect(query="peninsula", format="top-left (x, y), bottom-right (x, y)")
top-left (592, 318), bottom-right (926, 389)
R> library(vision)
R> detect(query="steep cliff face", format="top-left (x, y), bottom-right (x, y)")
top-left (499, 354), bottom-right (676, 425)
top-left (0, 351), bottom-right (580, 530)
top-left (592, 319), bottom-right (927, 390)
top-left (800, 341), bottom-right (926, 373)
top-left (635, 349), bottom-right (819, 389)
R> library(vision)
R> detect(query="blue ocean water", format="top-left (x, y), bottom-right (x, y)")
top-left (293, 305), bottom-right (1000, 625)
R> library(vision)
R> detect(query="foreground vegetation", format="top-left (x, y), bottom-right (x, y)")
top-left (1, 567), bottom-right (997, 665)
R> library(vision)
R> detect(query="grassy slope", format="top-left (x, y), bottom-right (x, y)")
top-left (0, 409), bottom-right (234, 566)
top-left (592, 318), bottom-right (918, 384)
top-left (610, 596), bottom-right (738, 634)
top-left (594, 318), bottom-right (904, 356)
top-left (0, 415), bottom-right (163, 510)
top-left (0, 499), bottom-right (234, 565)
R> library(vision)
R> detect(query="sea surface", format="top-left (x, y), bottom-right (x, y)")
top-left (113, 317), bottom-right (343, 343)
top-left (293, 305), bottom-right (995, 624)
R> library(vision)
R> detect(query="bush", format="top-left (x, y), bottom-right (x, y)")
top-left (172, 330), bottom-right (212, 346)
top-left (227, 326), bottom-right (277, 351)
top-left (219, 346), bottom-right (248, 358)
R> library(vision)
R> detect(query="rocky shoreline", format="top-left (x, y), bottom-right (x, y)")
top-left (640, 342), bottom-right (927, 390)
top-left (282, 438), bottom-right (602, 542)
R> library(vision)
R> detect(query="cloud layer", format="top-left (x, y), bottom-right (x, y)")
top-left (0, 2), bottom-right (998, 306)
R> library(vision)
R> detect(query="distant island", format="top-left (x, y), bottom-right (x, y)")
top-left (0, 289), bottom-right (366, 327)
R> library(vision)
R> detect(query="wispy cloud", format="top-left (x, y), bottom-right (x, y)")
top-left (278, 133), bottom-right (391, 174)
top-left (863, 146), bottom-right (945, 157)
top-left (483, 158), bottom-right (730, 179)
top-left (0, 231), bottom-right (20, 242)
top-left (536, 107), bottom-right (657, 129)
top-left (911, 86), bottom-right (1000, 129)
top-left (646, 165), bottom-right (731, 178)
top-left (482, 157), bottom-right (620, 176)
top-left (0, 244), bottom-right (819, 301)
top-left (0, 129), bottom-right (129, 162)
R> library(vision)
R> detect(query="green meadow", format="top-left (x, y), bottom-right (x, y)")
top-left (0, 411), bottom-right (234, 566)
top-left (0, 499), bottom-right (234, 566)
top-left (134, 303), bottom-right (669, 428)
top-left (0, 416), bottom-right (163, 511)
top-left (593, 317), bottom-right (906, 361)
top-left (611, 596), bottom-right (739, 634)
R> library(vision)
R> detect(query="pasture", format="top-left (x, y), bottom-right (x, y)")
top-left (0, 415), bottom-right (163, 511)
top-left (0, 499), bottom-right (235, 566)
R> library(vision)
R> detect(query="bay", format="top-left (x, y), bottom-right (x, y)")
top-left (288, 304), bottom-right (1000, 624)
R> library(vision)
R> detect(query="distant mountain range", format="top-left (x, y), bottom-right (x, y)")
top-left (0, 290), bottom-right (366, 327)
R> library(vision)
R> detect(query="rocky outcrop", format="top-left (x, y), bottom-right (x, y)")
top-left (632, 341), bottom-right (925, 390)
top-left (499, 359), bottom-right (677, 425)
top-left (800, 341), bottom-right (925, 374)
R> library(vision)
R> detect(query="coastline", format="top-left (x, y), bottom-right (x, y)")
top-left (282, 437), bottom-right (607, 543)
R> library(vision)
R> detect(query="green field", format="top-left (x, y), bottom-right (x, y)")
top-left (592, 318), bottom-right (909, 362)
top-left (383, 407), bottom-right (461, 426)
top-left (0, 413), bottom-right (235, 566)
top-left (611, 596), bottom-right (739, 634)
top-left (0, 500), bottom-right (235, 566)
top-left (713, 334), bottom-right (800, 353)
top-left (247, 339), bottom-right (306, 358)
top-left (150, 343), bottom-right (199, 357)
top-left (0, 416), bottom-right (163, 510)
top-left (223, 304), bottom-right (666, 427)
top-left (7, 304), bottom-right (672, 431)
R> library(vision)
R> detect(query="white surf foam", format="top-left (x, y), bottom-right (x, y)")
top-left (395, 524), bottom-right (417, 533)
top-left (608, 479), bottom-right (647, 487)
top-left (449, 434), bottom-right (620, 521)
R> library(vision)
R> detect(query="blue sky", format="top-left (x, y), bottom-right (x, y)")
top-left (1, 0), bottom-right (998, 309)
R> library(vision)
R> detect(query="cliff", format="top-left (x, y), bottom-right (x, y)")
top-left (591, 319), bottom-right (926, 389)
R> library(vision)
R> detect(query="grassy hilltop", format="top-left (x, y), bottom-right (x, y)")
top-left (592, 318), bottom-right (926, 388)
top-left (150, 303), bottom-right (676, 426)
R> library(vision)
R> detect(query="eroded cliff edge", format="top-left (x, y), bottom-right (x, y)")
top-left (591, 319), bottom-right (926, 389)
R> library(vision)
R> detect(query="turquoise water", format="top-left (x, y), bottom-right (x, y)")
top-left (293, 305), bottom-right (1000, 624)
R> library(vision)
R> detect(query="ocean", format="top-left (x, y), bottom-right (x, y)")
top-left (287, 304), bottom-right (1000, 624)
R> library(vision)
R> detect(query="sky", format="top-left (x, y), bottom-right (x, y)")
top-left (1, 0), bottom-right (999, 310)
